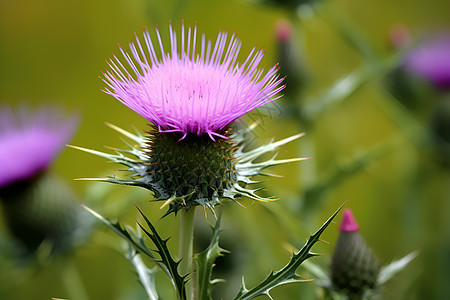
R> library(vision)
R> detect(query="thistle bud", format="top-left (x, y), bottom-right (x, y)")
top-left (275, 20), bottom-right (308, 104)
top-left (331, 209), bottom-right (380, 297)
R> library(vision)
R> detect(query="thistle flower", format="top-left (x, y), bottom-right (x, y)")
top-left (74, 23), bottom-right (306, 215)
top-left (0, 106), bottom-right (87, 254)
top-left (330, 209), bottom-right (380, 297)
top-left (404, 33), bottom-right (450, 90)
top-left (103, 22), bottom-right (284, 141)
top-left (0, 106), bottom-right (77, 189)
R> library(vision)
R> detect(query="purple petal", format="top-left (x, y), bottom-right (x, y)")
top-left (102, 23), bottom-right (285, 139)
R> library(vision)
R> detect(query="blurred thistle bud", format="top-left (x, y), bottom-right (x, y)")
top-left (331, 209), bottom-right (380, 297)
top-left (0, 106), bottom-right (89, 255)
top-left (389, 23), bottom-right (412, 50)
top-left (385, 25), bottom-right (434, 111)
top-left (275, 20), bottom-right (308, 100)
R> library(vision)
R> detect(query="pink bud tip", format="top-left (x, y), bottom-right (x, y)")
top-left (275, 20), bottom-right (292, 43)
top-left (389, 23), bottom-right (411, 49)
top-left (339, 208), bottom-right (360, 232)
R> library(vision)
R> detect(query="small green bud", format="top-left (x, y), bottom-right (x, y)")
top-left (331, 209), bottom-right (380, 297)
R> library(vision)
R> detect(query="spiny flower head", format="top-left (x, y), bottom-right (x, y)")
top-left (0, 106), bottom-right (77, 189)
top-left (102, 22), bottom-right (285, 140)
top-left (72, 122), bottom-right (306, 215)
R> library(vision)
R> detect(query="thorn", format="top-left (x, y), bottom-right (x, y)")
top-left (73, 177), bottom-right (104, 181)
top-left (319, 238), bottom-right (330, 244)
top-left (160, 195), bottom-right (177, 210)
top-left (233, 199), bottom-right (246, 208)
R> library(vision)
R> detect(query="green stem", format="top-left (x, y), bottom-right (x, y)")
top-left (61, 258), bottom-right (89, 300)
top-left (179, 207), bottom-right (195, 300)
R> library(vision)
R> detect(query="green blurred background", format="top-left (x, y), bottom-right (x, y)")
top-left (1, 0), bottom-right (449, 299)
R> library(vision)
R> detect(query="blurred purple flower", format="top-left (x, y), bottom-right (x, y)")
top-left (404, 33), bottom-right (450, 89)
top-left (102, 23), bottom-right (285, 140)
top-left (0, 106), bottom-right (77, 189)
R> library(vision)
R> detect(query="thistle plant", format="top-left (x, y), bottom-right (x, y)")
top-left (68, 22), bottom-right (355, 299)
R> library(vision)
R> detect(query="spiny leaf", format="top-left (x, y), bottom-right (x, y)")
top-left (81, 205), bottom-right (157, 260)
top-left (237, 133), bottom-right (305, 164)
top-left (234, 203), bottom-right (345, 300)
top-left (194, 209), bottom-right (227, 299)
top-left (125, 244), bottom-right (159, 300)
top-left (105, 121), bottom-right (145, 143)
top-left (81, 205), bottom-right (174, 285)
top-left (134, 204), bottom-right (187, 300)
top-left (378, 251), bottom-right (418, 285)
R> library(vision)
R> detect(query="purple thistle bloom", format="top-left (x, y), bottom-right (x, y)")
top-left (102, 23), bottom-right (285, 140)
top-left (0, 106), bottom-right (77, 189)
top-left (404, 33), bottom-right (450, 89)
